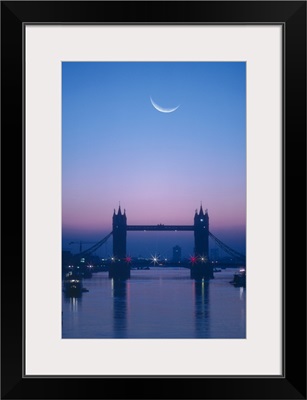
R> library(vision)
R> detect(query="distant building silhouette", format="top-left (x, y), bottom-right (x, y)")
top-left (173, 245), bottom-right (182, 262)
top-left (62, 250), bottom-right (73, 266)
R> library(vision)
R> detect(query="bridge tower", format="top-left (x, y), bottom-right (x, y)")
top-left (110, 206), bottom-right (130, 279)
top-left (112, 205), bottom-right (127, 258)
top-left (191, 205), bottom-right (213, 280)
top-left (194, 205), bottom-right (209, 257)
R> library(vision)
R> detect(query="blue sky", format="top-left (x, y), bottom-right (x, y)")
top-left (62, 62), bottom-right (246, 258)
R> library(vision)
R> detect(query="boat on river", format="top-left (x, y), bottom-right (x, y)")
top-left (63, 277), bottom-right (83, 296)
top-left (63, 270), bottom-right (90, 296)
top-left (230, 269), bottom-right (246, 287)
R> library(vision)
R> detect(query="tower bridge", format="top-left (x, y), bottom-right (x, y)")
top-left (73, 205), bottom-right (245, 280)
top-left (111, 204), bottom-right (211, 280)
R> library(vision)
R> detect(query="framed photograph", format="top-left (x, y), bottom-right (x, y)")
top-left (1, 1), bottom-right (306, 399)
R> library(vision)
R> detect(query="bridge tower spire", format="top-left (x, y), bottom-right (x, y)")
top-left (192, 206), bottom-right (213, 280)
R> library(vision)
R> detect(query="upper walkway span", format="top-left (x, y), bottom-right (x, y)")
top-left (127, 225), bottom-right (194, 231)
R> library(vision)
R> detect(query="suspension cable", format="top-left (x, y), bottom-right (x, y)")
top-left (76, 232), bottom-right (113, 256)
top-left (209, 231), bottom-right (245, 261)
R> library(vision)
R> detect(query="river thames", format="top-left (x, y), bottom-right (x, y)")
top-left (62, 267), bottom-right (246, 339)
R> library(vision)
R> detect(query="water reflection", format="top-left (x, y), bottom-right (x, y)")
top-left (63, 294), bottom-right (82, 311)
top-left (194, 279), bottom-right (210, 338)
top-left (62, 269), bottom-right (246, 339)
top-left (112, 279), bottom-right (128, 338)
top-left (63, 295), bottom-right (82, 328)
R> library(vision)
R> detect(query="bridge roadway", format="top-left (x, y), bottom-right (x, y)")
top-left (127, 225), bottom-right (194, 231)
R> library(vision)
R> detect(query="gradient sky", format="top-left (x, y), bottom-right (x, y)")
top-left (62, 62), bottom-right (246, 258)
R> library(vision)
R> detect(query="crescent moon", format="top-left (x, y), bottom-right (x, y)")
top-left (150, 97), bottom-right (180, 113)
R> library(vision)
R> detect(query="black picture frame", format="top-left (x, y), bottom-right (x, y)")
top-left (1, 1), bottom-right (306, 399)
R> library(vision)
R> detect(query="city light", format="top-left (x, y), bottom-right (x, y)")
top-left (150, 254), bottom-right (160, 265)
top-left (189, 256), bottom-right (197, 265)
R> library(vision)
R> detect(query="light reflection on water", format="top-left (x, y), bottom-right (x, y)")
top-left (62, 268), bottom-right (245, 339)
